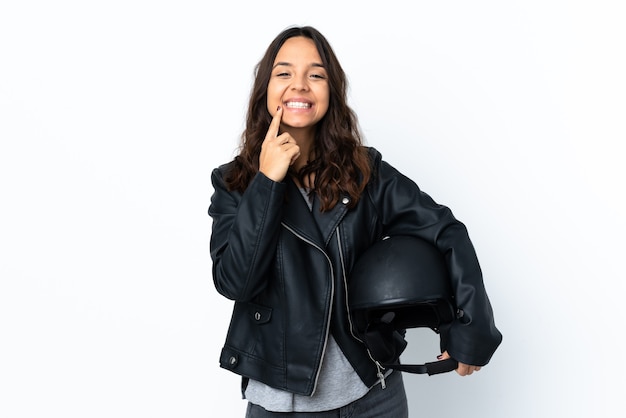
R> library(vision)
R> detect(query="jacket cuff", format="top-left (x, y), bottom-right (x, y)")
top-left (251, 171), bottom-right (288, 194)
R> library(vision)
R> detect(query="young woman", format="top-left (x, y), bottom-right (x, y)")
top-left (208, 26), bottom-right (502, 417)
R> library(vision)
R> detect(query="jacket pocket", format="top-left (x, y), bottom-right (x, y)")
top-left (248, 302), bottom-right (272, 325)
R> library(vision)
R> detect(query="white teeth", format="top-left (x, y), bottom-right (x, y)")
top-left (285, 102), bottom-right (311, 109)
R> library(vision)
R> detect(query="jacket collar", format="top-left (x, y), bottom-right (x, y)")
top-left (282, 177), bottom-right (350, 247)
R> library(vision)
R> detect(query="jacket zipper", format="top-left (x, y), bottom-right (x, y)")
top-left (336, 228), bottom-right (387, 389)
top-left (281, 223), bottom-right (334, 396)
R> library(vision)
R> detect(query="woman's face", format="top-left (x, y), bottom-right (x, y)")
top-left (266, 36), bottom-right (330, 132)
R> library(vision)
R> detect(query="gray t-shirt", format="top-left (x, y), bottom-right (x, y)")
top-left (244, 335), bottom-right (371, 412)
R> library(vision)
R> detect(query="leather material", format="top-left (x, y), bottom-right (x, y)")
top-left (209, 147), bottom-right (502, 396)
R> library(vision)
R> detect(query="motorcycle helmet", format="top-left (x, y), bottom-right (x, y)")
top-left (349, 235), bottom-right (459, 375)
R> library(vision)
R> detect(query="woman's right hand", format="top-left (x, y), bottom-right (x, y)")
top-left (259, 106), bottom-right (301, 182)
top-left (438, 351), bottom-right (482, 376)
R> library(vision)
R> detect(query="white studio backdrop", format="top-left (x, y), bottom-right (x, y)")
top-left (1, 1), bottom-right (624, 417)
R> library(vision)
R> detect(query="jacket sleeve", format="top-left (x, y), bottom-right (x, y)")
top-left (366, 149), bottom-right (502, 366)
top-left (208, 166), bottom-right (286, 302)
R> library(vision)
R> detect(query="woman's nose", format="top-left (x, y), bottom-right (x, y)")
top-left (291, 75), bottom-right (309, 91)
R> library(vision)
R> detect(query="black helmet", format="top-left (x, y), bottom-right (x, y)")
top-left (349, 235), bottom-right (459, 375)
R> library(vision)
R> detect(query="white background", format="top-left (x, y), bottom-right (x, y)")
top-left (1, 1), bottom-right (625, 417)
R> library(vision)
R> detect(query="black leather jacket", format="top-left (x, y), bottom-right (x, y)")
top-left (209, 147), bottom-right (502, 396)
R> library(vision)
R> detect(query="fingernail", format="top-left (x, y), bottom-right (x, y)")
top-left (437, 354), bottom-right (443, 360)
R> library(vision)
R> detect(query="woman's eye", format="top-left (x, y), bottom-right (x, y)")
top-left (310, 74), bottom-right (327, 80)
top-left (276, 72), bottom-right (290, 77)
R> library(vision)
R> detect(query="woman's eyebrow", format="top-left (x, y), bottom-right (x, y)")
top-left (272, 62), bottom-right (325, 69)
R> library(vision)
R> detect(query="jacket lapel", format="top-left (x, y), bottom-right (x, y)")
top-left (311, 193), bottom-right (350, 246)
top-left (281, 178), bottom-right (350, 248)
top-left (281, 178), bottom-right (325, 246)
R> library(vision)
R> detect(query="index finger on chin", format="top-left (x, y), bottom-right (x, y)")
top-left (266, 106), bottom-right (283, 139)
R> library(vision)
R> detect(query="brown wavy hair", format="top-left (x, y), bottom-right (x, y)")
top-left (225, 26), bottom-right (371, 212)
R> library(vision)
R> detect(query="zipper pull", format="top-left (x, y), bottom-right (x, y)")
top-left (376, 362), bottom-right (387, 389)
top-left (377, 371), bottom-right (387, 389)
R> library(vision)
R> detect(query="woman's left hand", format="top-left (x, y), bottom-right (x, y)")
top-left (438, 351), bottom-right (482, 376)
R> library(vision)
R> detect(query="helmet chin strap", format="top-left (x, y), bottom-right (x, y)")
top-left (383, 357), bottom-right (458, 376)
top-left (364, 311), bottom-right (459, 376)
